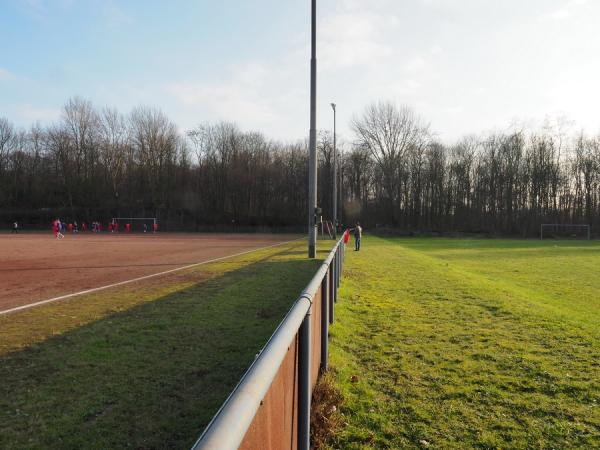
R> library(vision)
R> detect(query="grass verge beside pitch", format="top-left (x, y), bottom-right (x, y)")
top-left (327, 236), bottom-right (600, 449)
top-left (0, 239), bottom-right (330, 449)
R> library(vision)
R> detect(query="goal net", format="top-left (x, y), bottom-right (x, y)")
top-left (111, 217), bottom-right (158, 233)
top-left (540, 224), bottom-right (590, 240)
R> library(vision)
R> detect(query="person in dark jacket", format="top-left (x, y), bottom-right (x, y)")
top-left (353, 222), bottom-right (362, 251)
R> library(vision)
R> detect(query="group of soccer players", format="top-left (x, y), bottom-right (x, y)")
top-left (51, 219), bottom-right (157, 238)
top-left (52, 219), bottom-right (83, 237)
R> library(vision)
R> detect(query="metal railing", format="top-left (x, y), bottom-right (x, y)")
top-left (191, 238), bottom-right (345, 450)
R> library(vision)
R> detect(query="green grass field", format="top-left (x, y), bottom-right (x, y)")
top-left (3, 236), bottom-right (599, 449)
top-left (0, 240), bottom-right (331, 449)
top-left (328, 236), bottom-right (600, 449)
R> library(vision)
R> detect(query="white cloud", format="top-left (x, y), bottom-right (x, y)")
top-left (0, 68), bottom-right (12, 80)
top-left (444, 105), bottom-right (464, 114)
top-left (18, 0), bottom-right (49, 23)
top-left (430, 45), bottom-right (443, 55)
top-left (16, 104), bottom-right (61, 123)
top-left (388, 79), bottom-right (422, 96)
top-left (403, 57), bottom-right (427, 72)
top-left (165, 59), bottom-right (306, 136)
top-left (167, 80), bottom-right (277, 125)
top-left (102, 1), bottom-right (132, 27)
top-left (318, 10), bottom-right (397, 71)
top-left (541, 0), bottom-right (589, 21)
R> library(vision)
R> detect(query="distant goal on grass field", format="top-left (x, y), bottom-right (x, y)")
top-left (540, 224), bottom-right (591, 240)
top-left (111, 217), bottom-right (158, 233)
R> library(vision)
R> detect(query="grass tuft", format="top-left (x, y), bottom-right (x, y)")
top-left (311, 369), bottom-right (345, 449)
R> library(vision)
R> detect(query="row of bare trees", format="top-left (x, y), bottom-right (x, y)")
top-left (1, 98), bottom-right (599, 234)
top-left (348, 102), bottom-right (600, 235)
top-left (0, 98), bottom-right (310, 229)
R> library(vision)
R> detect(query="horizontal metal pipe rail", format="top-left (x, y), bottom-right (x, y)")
top-left (192, 238), bottom-right (345, 450)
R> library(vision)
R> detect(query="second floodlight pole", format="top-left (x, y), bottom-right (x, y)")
top-left (331, 103), bottom-right (337, 240)
top-left (308, 0), bottom-right (318, 258)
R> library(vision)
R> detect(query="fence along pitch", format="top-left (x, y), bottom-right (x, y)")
top-left (191, 239), bottom-right (345, 450)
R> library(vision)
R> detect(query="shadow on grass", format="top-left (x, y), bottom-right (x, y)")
top-left (0, 255), bottom-right (322, 450)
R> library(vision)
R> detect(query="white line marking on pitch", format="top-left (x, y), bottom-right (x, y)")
top-left (0, 238), bottom-right (302, 316)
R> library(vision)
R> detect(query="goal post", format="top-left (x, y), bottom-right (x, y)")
top-left (540, 224), bottom-right (591, 240)
top-left (111, 217), bottom-right (158, 233)
top-left (322, 220), bottom-right (334, 239)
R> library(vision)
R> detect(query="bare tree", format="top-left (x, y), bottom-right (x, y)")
top-left (62, 97), bottom-right (99, 183)
top-left (0, 117), bottom-right (15, 174)
top-left (352, 102), bottom-right (430, 224)
top-left (98, 107), bottom-right (127, 201)
top-left (129, 106), bottom-right (178, 207)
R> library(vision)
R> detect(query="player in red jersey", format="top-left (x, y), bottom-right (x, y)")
top-left (53, 219), bottom-right (64, 239)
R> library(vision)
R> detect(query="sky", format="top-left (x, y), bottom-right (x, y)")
top-left (1, 0), bottom-right (600, 143)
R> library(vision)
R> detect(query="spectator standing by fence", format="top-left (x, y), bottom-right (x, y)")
top-left (352, 222), bottom-right (362, 251)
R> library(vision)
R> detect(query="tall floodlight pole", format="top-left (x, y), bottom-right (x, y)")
top-left (308, 0), bottom-right (318, 258)
top-left (331, 103), bottom-right (337, 239)
top-left (339, 146), bottom-right (343, 225)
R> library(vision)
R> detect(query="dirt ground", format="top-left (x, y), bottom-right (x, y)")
top-left (0, 232), bottom-right (297, 313)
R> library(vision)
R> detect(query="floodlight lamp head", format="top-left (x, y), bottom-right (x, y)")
top-left (331, 103), bottom-right (336, 110)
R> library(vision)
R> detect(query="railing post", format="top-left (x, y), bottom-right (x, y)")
top-left (298, 312), bottom-right (311, 450)
top-left (328, 268), bottom-right (334, 324)
top-left (320, 274), bottom-right (329, 372)
top-left (336, 246), bottom-right (340, 289)
top-left (332, 253), bottom-right (337, 304)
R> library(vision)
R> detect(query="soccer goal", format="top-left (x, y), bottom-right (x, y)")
top-left (322, 220), bottom-right (334, 239)
top-left (540, 224), bottom-right (591, 240)
top-left (111, 217), bottom-right (158, 233)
